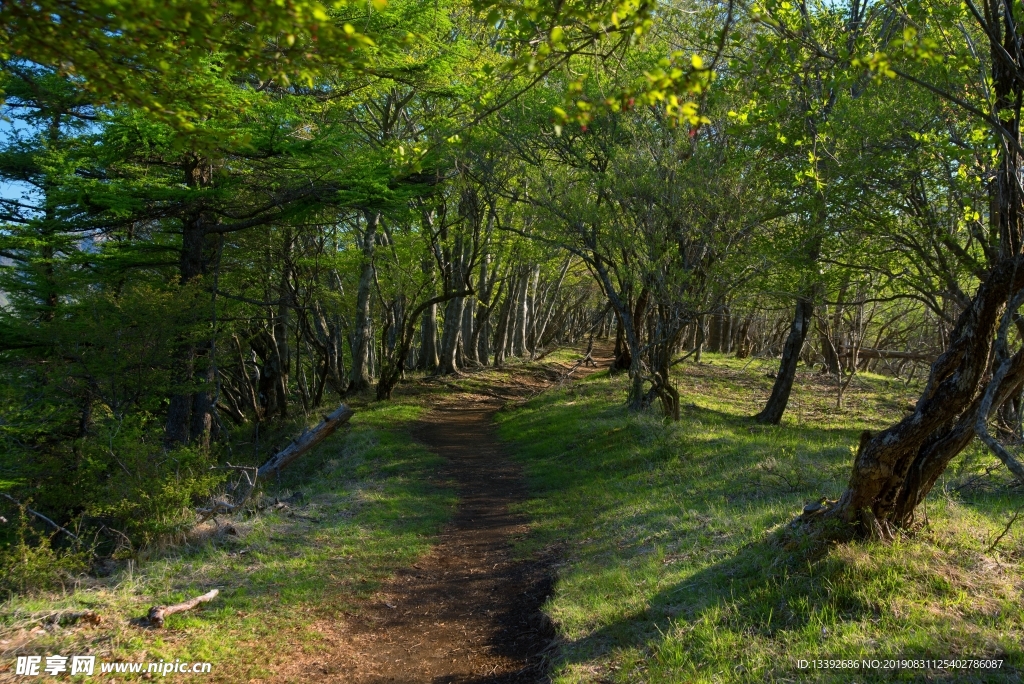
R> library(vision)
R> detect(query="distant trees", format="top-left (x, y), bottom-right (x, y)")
top-left (0, 0), bottom-right (614, 548)
top-left (7, 0), bottom-right (1024, 558)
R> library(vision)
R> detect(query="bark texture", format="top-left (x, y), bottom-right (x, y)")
top-left (755, 295), bottom-right (814, 424)
top-left (348, 212), bottom-right (379, 393)
top-left (830, 256), bottom-right (1024, 533)
top-left (257, 405), bottom-right (355, 477)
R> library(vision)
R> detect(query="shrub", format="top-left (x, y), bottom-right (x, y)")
top-left (0, 509), bottom-right (88, 597)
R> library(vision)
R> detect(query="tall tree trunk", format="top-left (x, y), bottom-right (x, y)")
top-left (526, 264), bottom-right (541, 357)
top-left (461, 298), bottom-right (476, 365)
top-left (272, 230), bottom-right (293, 417)
top-left (420, 303), bottom-right (440, 370)
top-left (512, 268), bottom-right (529, 357)
top-left (475, 263), bottom-right (506, 367)
top-left (647, 308), bottom-right (684, 420)
top-left (438, 295), bottom-right (466, 374)
top-left (348, 212), bottom-right (378, 393)
top-left (755, 295), bottom-right (814, 424)
top-left (589, 260), bottom-right (645, 406)
top-left (493, 284), bottom-right (514, 367)
top-left (312, 304), bottom-right (345, 395)
top-left (611, 315), bottom-right (632, 371)
top-left (708, 304), bottom-right (725, 353)
top-left (165, 155), bottom-right (214, 447)
top-left (818, 306), bottom-right (840, 374)
top-left (470, 255), bottom-right (496, 366)
top-left (438, 235), bottom-right (470, 375)
top-left (534, 257), bottom-right (571, 355)
top-left (734, 316), bottom-right (753, 359)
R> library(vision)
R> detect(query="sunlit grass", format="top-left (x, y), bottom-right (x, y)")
top-left (497, 353), bottom-right (1024, 683)
top-left (0, 400), bottom-right (455, 681)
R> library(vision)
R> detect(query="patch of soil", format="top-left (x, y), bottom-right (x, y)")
top-left (293, 348), bottom-right (610, 684)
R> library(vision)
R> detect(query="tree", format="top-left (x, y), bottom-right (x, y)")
top-left (751, 0), bottom-right (1024, 534)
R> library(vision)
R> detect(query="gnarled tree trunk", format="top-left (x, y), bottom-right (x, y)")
top-left (829, 256), bottom-right (1024, 535)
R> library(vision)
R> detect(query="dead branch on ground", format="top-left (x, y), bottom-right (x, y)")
top-left (144, 589), bottom-right (219, 628)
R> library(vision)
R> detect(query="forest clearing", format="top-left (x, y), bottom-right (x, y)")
top-left (3, 0), bottom-right (1024, 680)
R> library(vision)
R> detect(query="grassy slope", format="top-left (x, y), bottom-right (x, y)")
top-left (0, 401), bottom-right (455, 681)
top-left (497, 354), bottom-right (1024, 683)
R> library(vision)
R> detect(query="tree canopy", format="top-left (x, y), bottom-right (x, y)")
top-left (3, 0), bottom-right (1024, 582)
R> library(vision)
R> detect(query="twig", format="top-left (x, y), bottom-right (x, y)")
top-left (196, 500), bottom-right (239, 525)
top-left (98, 524), bottom-right (134, 553)
top-left (986, 507), bottom-right (1022, 554)
top-left (952, 461), bottom-right (1003, 494)
top-left (0, 493), bottom-right (81, 544)
top-left (670, 348), bottom-right (699, 367)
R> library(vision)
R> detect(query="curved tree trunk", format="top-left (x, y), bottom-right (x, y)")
top-left (755, 295), bottom-right (814, 424)
top-left (829, 256), bottom-right (1024, 536)
top-left (891, 347), bottom-right (1024, 524)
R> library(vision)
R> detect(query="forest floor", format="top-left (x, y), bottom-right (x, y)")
top-left (3, 347), bottom-right (1024, 683)
top-left (0, 347), bottom-right (608, 683)
top-left (291, 348), bottom-right (613, 683)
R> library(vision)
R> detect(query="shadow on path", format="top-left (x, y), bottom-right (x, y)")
top-left (316, 386), bottom-right (583, 682)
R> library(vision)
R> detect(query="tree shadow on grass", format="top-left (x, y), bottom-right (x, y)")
top-left (550, 529), bottom-right (1024, 683)
top-left (503, 380), bottom-right (1024, 681)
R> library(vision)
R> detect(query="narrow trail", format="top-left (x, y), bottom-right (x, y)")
top-left (308, 350), bottom-right (611, 684)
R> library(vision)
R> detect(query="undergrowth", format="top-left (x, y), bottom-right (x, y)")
top-left (0, 400), bottom-right (455, 681)
top-left (498, 353), bottom-right (1024, 683)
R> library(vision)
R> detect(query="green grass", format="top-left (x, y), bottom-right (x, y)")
top-left (497, 353), bottom-right (1024, 683)
top-left (0, 400), bottom-right (455, 681)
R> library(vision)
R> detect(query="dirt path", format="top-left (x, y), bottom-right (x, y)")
top-left (313, 354), bottom-right (609, 684)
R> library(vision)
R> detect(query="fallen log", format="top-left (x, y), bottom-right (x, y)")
top-left (257, 404), bottom-right (354, 478)
top-left (145, 589), bottom-right (219, 628)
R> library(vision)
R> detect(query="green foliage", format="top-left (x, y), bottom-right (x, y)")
top-left (0, 508), bottom-right (89, 597)
top-left (0, 0), bottom-right (378, 125)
